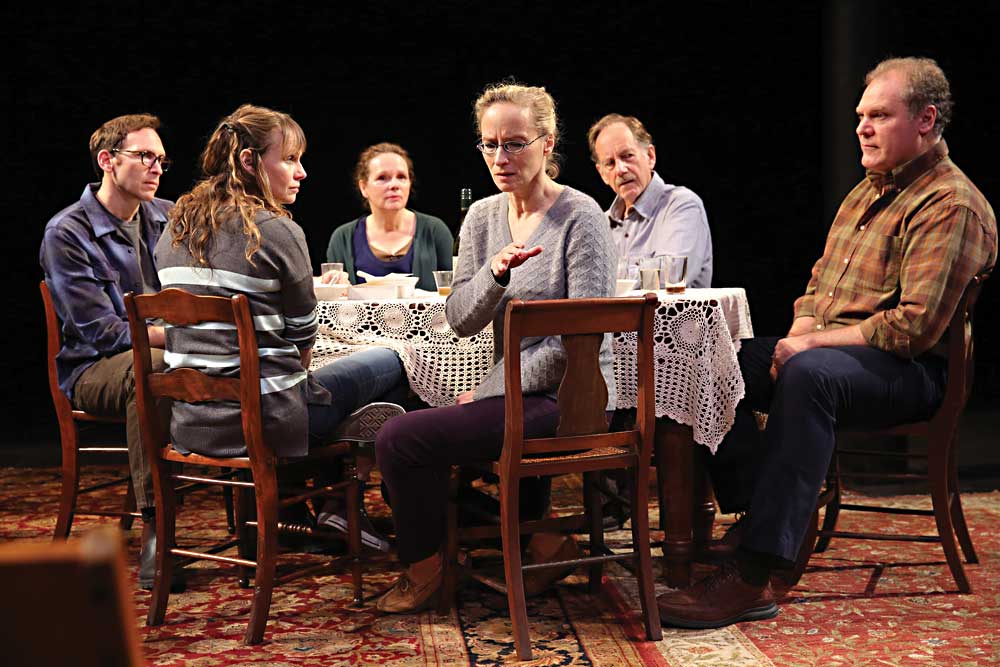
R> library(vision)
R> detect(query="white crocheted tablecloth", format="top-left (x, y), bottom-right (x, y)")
top-left (312, 287), bottom-right (753, 451)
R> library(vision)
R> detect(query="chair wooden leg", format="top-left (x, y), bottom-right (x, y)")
top-left (814, 466), bottom-right (841, 553)
top-left (120, 478), bottom-right (137, 531)
top-left (628, 462), bottom-right (661, 640)
top-left (947, 438), bottom-right (978, 564)
top-left (345, 477), bottom-right (363, 606)
top-left (223, 467), bottom-right (236, 535)
top-left (949, 487), bottom-right (979, 564)
top-left (929, 440), bottom-right (971, 593)
top-left (584, 472), bottom-right (605, 594)
top-left (245, 473), bottom-right (279, 645)
top-left (500, 478), bottom-right (532, 661)
top-left (53, 435), bottom-right (79, 540)
top-left (147, 484), bottom-right (177, 627)
top-left (234, 480), bottom-right (254, 588)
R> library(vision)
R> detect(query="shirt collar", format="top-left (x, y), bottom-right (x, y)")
top-left (609, 171), bottom-right (669, 224)
top-left (866, 139), bottom-right (949, 196)
top-left (80, 182), bottom-right (168, 237)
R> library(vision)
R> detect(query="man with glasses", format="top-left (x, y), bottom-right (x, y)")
top-left (588, 113), bottom-right (713, 288)
top-left (40, 113), bottom-right (175, 590)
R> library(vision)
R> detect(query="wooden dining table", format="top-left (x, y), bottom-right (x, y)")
top-left (312, 287), bottom-right (755, 587)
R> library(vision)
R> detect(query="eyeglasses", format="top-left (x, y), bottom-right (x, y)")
top-left (475, 134), bottom-right (547, 156)
top-left (111, 149), bottom-right (172, 172)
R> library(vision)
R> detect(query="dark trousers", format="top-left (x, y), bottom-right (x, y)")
top-left (375, 395), bottom-right (560, 565)
top-left (710, 337), bottom-right (946, 563)
top-left (71, 348), bottom-right (166, 511)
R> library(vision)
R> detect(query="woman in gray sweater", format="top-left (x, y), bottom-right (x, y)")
top-left (374, 84), bottom-right (616, 612)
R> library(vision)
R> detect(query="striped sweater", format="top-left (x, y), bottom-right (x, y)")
top-left (153, 212), bottom-right (330, 458)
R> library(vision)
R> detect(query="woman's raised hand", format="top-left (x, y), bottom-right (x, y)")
top-left (490, 242), bottom-right (543, 278)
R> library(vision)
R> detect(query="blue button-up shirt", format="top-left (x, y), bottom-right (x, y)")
top-left (607, 172), bottom-right (714, 288)
top-left (39, 184), bottom-right (172, 397)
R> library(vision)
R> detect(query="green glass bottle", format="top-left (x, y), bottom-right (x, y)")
top-left (453, 188), bottom-right (472, 258)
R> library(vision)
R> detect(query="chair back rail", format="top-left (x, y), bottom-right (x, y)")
top-left (480, 292), bottom-right (661, 659)
top-left (40, 280), bottom-right (132, 539)
top-left (501, 294), bottom-right (659, 476)
top-left (794, 272), bottom-right (990, 594)
top-left (125, 288), bottom-right (268, 468)
top-left (123, 286), bottom-right (363, 644)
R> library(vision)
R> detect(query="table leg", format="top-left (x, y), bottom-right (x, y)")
top-left (655, 420), bottom-right (694, 588)
top-left (693, 447), bottom-right (717, 548)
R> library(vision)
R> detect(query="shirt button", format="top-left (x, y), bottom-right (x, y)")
top-left (816, 324), bottom-right (824, 330)
top-left (859, 225), bottom-right (866, 231)
top-left (624, 233), bottom-right (629, 238)
top-left (827, 291), bottom-right (833, 297)
top-left (843, 258), bottom-right (849, 264)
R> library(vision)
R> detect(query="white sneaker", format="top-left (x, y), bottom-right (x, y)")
top-left (332, 402), bottom-right (405, 443)
top-left (317, 500), bottom-right (391, 552)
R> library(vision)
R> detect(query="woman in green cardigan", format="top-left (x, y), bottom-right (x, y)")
top-left (326, 143), bottom-right (452, 292)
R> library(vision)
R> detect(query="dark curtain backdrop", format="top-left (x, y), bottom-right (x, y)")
top-left (7, 1), bottom-right (998, 448)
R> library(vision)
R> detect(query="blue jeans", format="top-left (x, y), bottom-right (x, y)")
top-left (711, 338), bottom-right (946, 563)
top-left (307, 347), bottom-right (406, 444)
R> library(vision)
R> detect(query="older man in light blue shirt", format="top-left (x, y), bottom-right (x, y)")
top-left (588, 114), bottom-right (713, 288)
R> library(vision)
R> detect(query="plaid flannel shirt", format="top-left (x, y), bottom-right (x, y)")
top-left (793, 140), bottom-right (996, 358)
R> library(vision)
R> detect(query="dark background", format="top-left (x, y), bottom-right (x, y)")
top-left (7, 1), bottom-right (998, 456)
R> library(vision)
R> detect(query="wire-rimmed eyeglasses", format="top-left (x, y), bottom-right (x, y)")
top-left (475, 134), bottom-right (547, 156)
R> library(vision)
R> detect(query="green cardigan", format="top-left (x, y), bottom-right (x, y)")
top-left (325, 211), bottom-right (454, 292)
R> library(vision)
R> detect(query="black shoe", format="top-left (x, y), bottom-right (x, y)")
top-left (598, 473), bottom-right (631, 530)
top-left (138, 520), bottom-right (186, 593)
top-left (317, 498), bottom-right (391, 552)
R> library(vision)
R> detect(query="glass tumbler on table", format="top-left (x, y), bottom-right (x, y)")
top-left (639, 257), bottom-right (661, 291)
top-left (320, 262), bottom-right (344, 285)
top-left (433, 270), bottom-right (454, 296)
top-left (661, 255), bottom-right (688, 293)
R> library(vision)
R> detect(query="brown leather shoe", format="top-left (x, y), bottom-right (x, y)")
top-left (698, 514), bottom-right (745, 562)
top-left (522, 534), bottom-right (580, 597)
top-left (376, 567), bottom-right (443, 613)
top-left (657, 560), bottom-right (778, 629)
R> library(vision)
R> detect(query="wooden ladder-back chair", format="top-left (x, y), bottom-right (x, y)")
top-left (443, 294), bottom-right (662, 661)
top-left (0, 526), bottom-right (145, 666)
top-left (41, 280), bottom-right (138, 539)
top-left (126, 288), bottom-right (363, 645)
top-left (794, 273), bottom-right (989, 592)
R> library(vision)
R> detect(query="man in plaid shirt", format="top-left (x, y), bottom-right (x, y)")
top-left (658, 57), bottom-right (997, 629)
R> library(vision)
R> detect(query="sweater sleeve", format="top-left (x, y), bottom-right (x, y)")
top-left (266, 219), bottom-right (318, 350)
top-left (445, 198), bottom-right (507, 337)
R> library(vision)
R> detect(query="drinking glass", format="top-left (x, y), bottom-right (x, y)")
top-left (320, 262), bottom-right (344, 285)
top-left (616, 257), bottom-right (639, 295)
top-left (639, 257), bottom-right (661, 291)
top-left (433, 270), bottom-right (454, 296)
top-left (661, 255), bottom-right (688, 293)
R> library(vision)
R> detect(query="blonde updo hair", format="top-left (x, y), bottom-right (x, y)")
top-left (473, 82), bottom-right (562, 179)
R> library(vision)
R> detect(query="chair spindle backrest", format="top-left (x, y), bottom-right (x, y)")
top-left (501, 294), bottom-right (659, 468)
top-left (124, 288), bottom-right (267, 463)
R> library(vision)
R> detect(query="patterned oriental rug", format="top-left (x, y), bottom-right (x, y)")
top-left (1, 466), bottom-right (997, 666)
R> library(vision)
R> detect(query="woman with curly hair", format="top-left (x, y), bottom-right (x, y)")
top-left (154, 105), bottom-right (404, 548)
